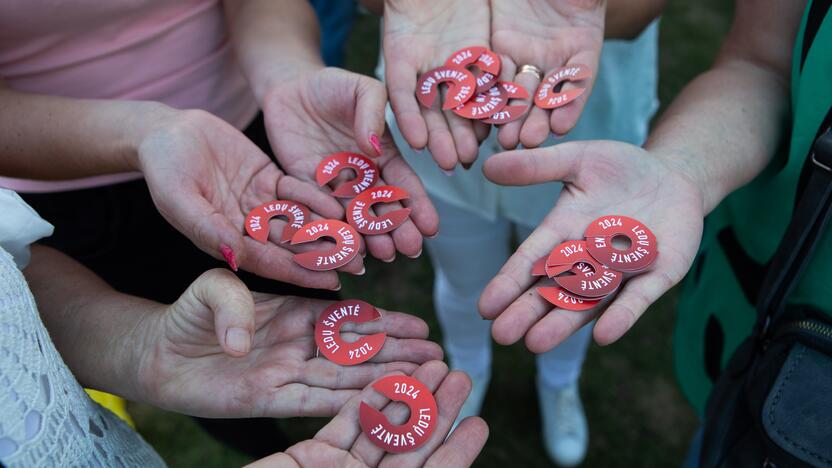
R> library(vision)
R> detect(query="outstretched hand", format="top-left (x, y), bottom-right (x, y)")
top-left (479, 141), bottom-right (704, 352)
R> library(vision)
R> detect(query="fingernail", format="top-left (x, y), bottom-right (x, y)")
top-left (461, 162), bottom-right (473, 170)
top-left (225, 327), bottom-right (250, 354)
top-left (426, 233), bottom-right (439, 239)
top-left (219, 244), bottom-right (238, 271)
top-left (407, 248), bottom-right (422, 259)
top-left (332, 283), bottom-right (342, 291)
top-left (358, 266), bottom-right (366, 275)
top-left (442, 169), bottom-right (455, 176)
top-left (369, 132), bottom-right (383, 157)
top-left (382, 255), bottom-right (396, 263)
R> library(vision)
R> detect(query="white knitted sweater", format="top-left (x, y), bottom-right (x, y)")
top-left (0, 190), bottom-right (164, 467)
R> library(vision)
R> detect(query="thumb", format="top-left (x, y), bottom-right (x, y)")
top-left (482, 141), bottom-right (591, 186)
top-left (188, 268), bottom-right (256, 357)
top-left (352, 75), bottom-right (389, 158)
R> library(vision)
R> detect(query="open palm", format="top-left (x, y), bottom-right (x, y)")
top-left (262, 67), bottom-right (438, 261)
top-left (490, 0), bottom-right (605, 149)
top-left (479, 140), bottom-right (704, 352)
top-left (136, 269), bottom-right (443, 418)
top-left (383, 0), bottom-right (491, 170)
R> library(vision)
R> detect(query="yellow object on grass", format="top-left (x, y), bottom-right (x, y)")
top-left (85, 389), bottom-right (135, 428)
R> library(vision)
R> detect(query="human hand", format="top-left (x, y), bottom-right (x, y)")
top-left (479, 141), bottom-right (704, 352)
top-left (261, 66), bottom-right (439, 261)
top-left (383, 0), bottom-right (491, 171)
top-left (490, 0), bottom-right (605, 149)
top-left (247, 361), bottom-right (489, 467)
top-left (136, 269), bottom-right (444, 417)
top-left (136, 108), bottom-right (359, 290)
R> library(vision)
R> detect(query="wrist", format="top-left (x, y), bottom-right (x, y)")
top-left (250, 57), bottom-right (324, 105)
top-left (644, 143), bottom-right (716, 214)
top-left (123, 101), bottom-right (180, 171)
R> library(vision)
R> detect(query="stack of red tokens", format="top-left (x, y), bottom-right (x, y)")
top-left (534, 215), bottom-right (657, 311)
top-left (243, 151), bottom-right (413, 272)
top-left (416, 46), bottom-right (592, 125)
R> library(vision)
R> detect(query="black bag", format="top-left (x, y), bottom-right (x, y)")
top-left (700, 128), bottom-right (832, 468)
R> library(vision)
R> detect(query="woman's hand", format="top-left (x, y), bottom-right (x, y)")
top-left (383, 0), bottom-right (491, 171)
top-left (247, 361), bottom-right (489, 467)
top-left (261, 67), bottom-right (439, 261)
top-left (479, 141), bottom-right (704, 352)
top-left (490, 0), bottom-right (605, 149)
top-left (137, 108), bottom-right (363, 290)
top-left (136, 268), bottom-right (444, 418)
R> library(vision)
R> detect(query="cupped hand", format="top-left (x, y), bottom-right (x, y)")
top-left (490, 0), bottom-right (605, 149)
top-left (137, 108), bottom-right (360, 290)
top-left (261, 66), bottom-right (439, 262)
top-left (247, 361), bottom-right (489, 468)
top-left (383, 0), bottom-right (491, 170)
top-left (479, 141), bottom-right (704, 352)
top-left (136, 269), bottom-right (444, 418)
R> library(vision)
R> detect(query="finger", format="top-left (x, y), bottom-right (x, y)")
top-left (315, 371), bottom-right (406, 449)
top-left (337, 251), bottom-right (366, 275)
top-left (424, 107), bottom-right (460, 172)
top-left (341, 309), bottom-right (431, 339)
top-left (525, 307), bottom-right (599, 354)
top-left (368, 194), bottom-right (423, 258)
top-left (353, 77), bottom-right (389, 158)
top-left (379, 156), bottom-right (439, 237)
top-left (386, 59), bottom-right (428, 150)
top-left (444, 112), bottom-right (479, 168)
top-left (379, 370), bottom-right (473, 467)
top-left (549, 52), bottom-right (601, 136)
top-left (346, 335), bottom-right (444, 364)
top-left (269, 384), bottom-right (361, 417)
top-left (363, 227), bottom-right (398, 263)
top-left (424, 417), bottom-right (489, 468)
top-left (490, 278), bottom-right (553, 345)
top-left (593, 268), bottom-right (678, 345)
top-left (276, 175), bottom-right (344, 220)
top-left (301, 358), bottom-right (421, 389)
top-left (350, 360), bottom-right (449, 465)
top-left (482, 142), bottom-right (586, 186)
top-left (186, 268), bottom-right (256, 356)
top-left (473, 121), bottom-right (491, 144)
top-left (512, 61), bottom-right (549, 149)
top-left (242, 237), bottom-right (341, 290)
top-left (478, 221), bottom-right (570, 320)
top-left (495, 59), bottom-right (531, 150)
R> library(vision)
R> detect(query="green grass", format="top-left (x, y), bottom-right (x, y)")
top-left (131, 3), bottom-right (734, 466)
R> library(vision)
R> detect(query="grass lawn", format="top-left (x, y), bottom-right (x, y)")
top-left (130, 2), bottom-right (734, 466)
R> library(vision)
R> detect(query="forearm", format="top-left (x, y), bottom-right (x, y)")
top-left (24, 245), bottom-right (162, 402)
top-left (644, 0), bottom-right (803, 214)
top-left (224, 0), bottom-right (325, 103)
top-left (0, 85), bottom-right (175, 180)
top-left (605, 0), bottom-right (664, 39)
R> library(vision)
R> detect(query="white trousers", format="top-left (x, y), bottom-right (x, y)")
top-left (426, 197), bottom-right (592, 389)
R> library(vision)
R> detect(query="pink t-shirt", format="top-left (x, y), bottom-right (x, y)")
top-left (0, 0), bottom-right (259, 192)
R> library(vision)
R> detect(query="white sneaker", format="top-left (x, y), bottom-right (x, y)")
top-left (538, 379), bottom-right (588, 467)
top-left (448, 369), bottom-right (490, 434)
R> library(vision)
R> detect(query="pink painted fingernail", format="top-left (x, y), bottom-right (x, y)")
top-left (369, 132), bottom-right (383, 157)
top-left (219, 244), bottom-right (238, 271)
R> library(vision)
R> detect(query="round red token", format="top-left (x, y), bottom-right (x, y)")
top-left (534, 65), bottom-right (592, 110)
top-left (290, 219), bottom-right (361, 271)
top-left (346, 185), bottom-right (411, 235)
top-left (537, 285), bottom-right (600, 311)
top-left (314, 300), bottom-right (386, 366)
top-left (482, 81), bottom-right (531, 124)
top-left (416, 66), bottom-right (477, 110)
top-left (359, 375), bottom-right (438, 453)
top-left (444, 46), bottom-right (502, 94)
top-left (545, 240), bottom-right (622, 298)
top-left (315, 152), bottom-right (379, 198)
top-left (531, 255), bottom-right (547, 277)
top-left (245, 200), bottom-right (311, 244)
top-left (452, 84), bottom-right (508, 119)
top-left (584, 215), bottom-right (657, 273)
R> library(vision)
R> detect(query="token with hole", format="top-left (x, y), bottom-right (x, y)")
top-left (534, 65), bottom-right (592, 110)
top-left (359, 375), bottom-right (438, 453)
top-left (315, 152), bottom-right (379, 198)
top-left (290, 219), bottom-right (361, 271)
top-left (347, 185), bottom-right (411, 235)
top-left (584, 215), bottom-right (657, 273)
top-left (245, 200), bottom-right (311, 244)
top-left (416, 66), bottom-right (477, 110)
top-left (315, 300), bottom-right (385, 366)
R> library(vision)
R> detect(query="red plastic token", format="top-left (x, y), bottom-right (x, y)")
top-left (245, 200), bottom-right (311, 244)
top-left (545, 240), bottom-right (622, 298)
top-left (444, 46), bottom-right (501, 94)
top-left (584, 215), bottom-right (658, 273)
top-left (537, 285), bottom-right (600, 311)
top-left (416, 66), bottom-right (477, 110)
top-left (531, 256), bottom-right (547, 276)
top-left (315, 152), bottom-right (379, 198)
top-left (346, 185), bottom-right (411, 235)
top-left (452, 84), bottom-right (508, 119)
top-left (482, 81), bottom-right (531, 124)
top-left (314, 300), bottom-right (385, 366)
top-left (534, 65), bottom-right (592, 109)
top-left (359, 375), bottom-right (438, 453)
top-left (290, 219), bottom-right (361, 271)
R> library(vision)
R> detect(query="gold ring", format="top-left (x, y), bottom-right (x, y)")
top-left (518, 64), bottom-right (543, 80)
